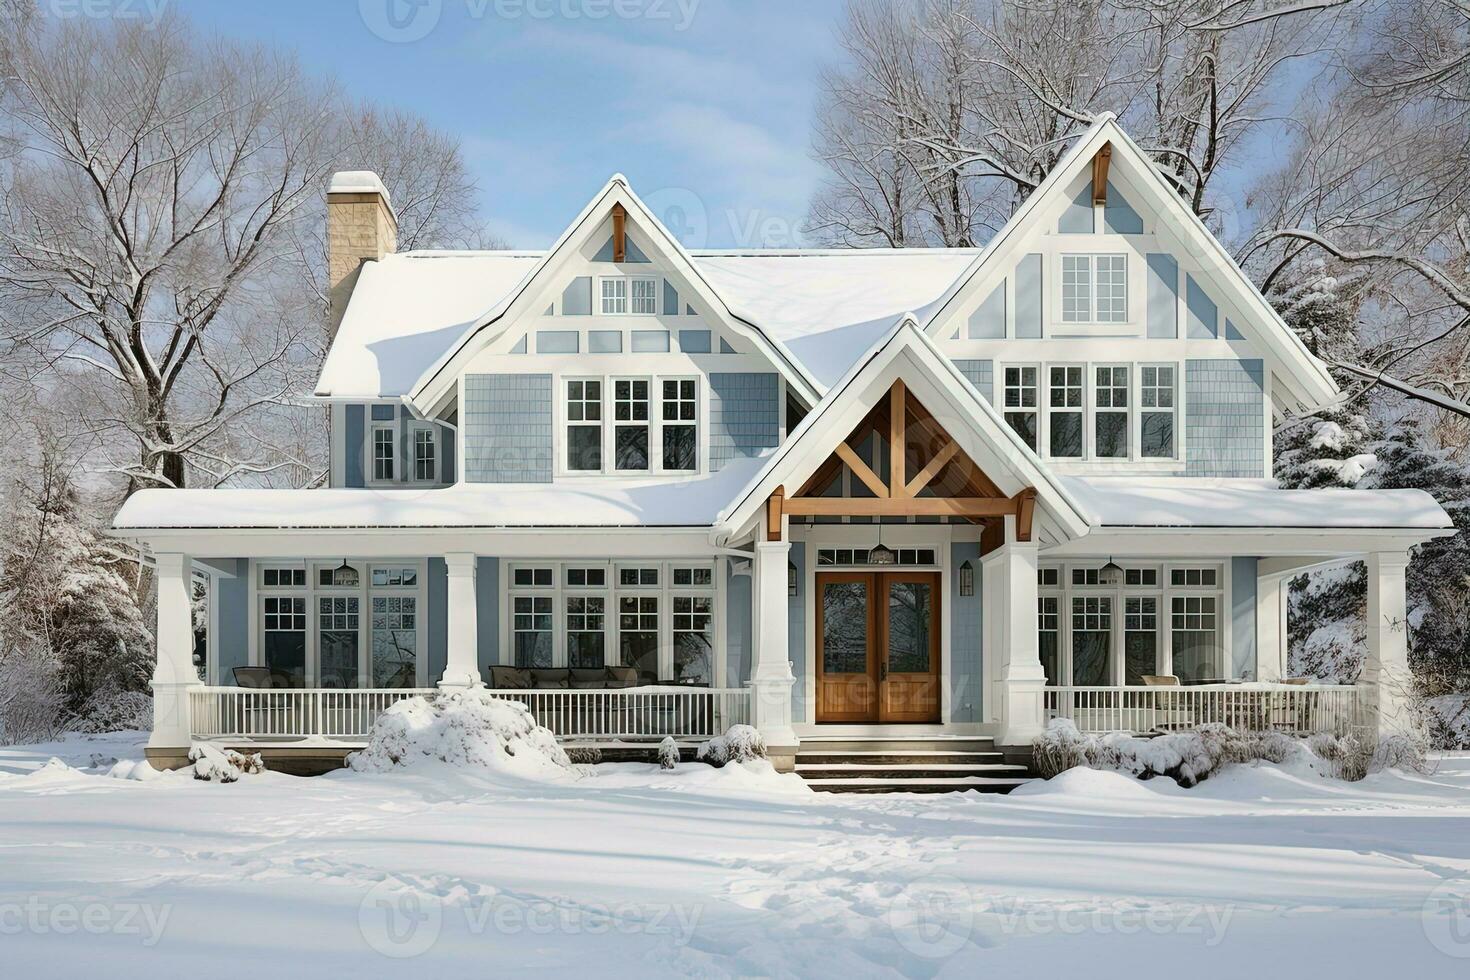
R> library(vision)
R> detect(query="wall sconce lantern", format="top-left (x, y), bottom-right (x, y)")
top-left (959, 560), bottom-right (975, 597)
top-left (788, 562), bottom-right (798, 596)
top-left (1099, 557), bottom-right (1124, 587)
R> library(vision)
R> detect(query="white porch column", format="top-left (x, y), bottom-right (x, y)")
top-left (148, 552), bottom-right (199, 761)
top-left (1361, 550), bottom-right (1412, 737)
top-left (441, 552), bottom-right (483, 688)
top-left (988, 518), bottom-right (1044, 746)
top-left (752, 538), bottom-right (798, 765)
top-left (1255, 573), bottom-right (1287, 682)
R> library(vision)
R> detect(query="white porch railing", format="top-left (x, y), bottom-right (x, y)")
top-left (1043, 684), bottom-right (1374, 737)
top-left (189, 686), bottom-right (753, 744)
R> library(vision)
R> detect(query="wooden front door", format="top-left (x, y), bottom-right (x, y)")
top-left (816, 571), bottom-right (941, 724)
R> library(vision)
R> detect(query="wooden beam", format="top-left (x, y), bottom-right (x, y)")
top-left (783, 496), bottom-right (1019, 518)
top-left (1091, 143), bottom-right (1112, 206)
top-left (1014, 488), bottom-right (1037, 542)
top-left (889, 379), bottom-right (908, 497)
top-left (903, 440), bottom-right (958, 498)
top-left (834, 442), bottom-right (889, 498)
top-left (766, 485), bottom-right (784, 541)
top-left (611, 203), bottom-right (627, 263)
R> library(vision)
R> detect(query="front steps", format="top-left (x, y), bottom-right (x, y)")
top-left (796, 737), bottom-right (1037, 794)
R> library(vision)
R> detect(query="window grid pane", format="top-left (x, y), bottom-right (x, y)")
top-left (1095, 255), bottom-right (1127, 322)
top-left (1062, 256), bottom-right (1092, 322)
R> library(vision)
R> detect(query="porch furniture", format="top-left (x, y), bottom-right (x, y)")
top-left (1141, 675), bottom-right (1179, 686)
top-left (232, 666), bottom-right (274, 688)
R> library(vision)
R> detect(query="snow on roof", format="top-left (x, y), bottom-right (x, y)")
top-left (315, 248), bottom-right (979, 398)
top-left (113, 453), bottom-right (771, 530)
top-left (1064, 477), bottom-right (1452, 530)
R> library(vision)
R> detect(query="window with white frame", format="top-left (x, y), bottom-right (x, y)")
top-left (1038, 595), bottom-right (1060, 687)
top-left (261, 594), bottom-right (307, 688)
top-left (1124, 595), bottom-right (1159, 684)
top-left (413, 427), bottom-right (436, 481)
top-left (1048, 366), bottom-right (1084, 458)
top-left (617, 562), bottom-right (660, 680)
top-left (613, 379), bottom-right (650, 471)
top-left (600, 276), bottom-right (656, 315)
top-left (566, 596), bottom-right (606, 669)
top-left (1061, 254), bottom-right (1127, 323)
top-left (661, 379), bottom-right (698, 471)
top-left (600, 277), bottom-right (627, 314)
top-left (1003, 366), bottom-right (1039, 451)
top-left (1071, 596), bottom-right (1112, 685)
top-left (511, 565), bottom-right (555, 669)
top-left (371, 565), bottom-right (419, 688)
top-left (372, 426), bottom-right (395, 481)
top-left (1171, 590), bottom-right (1221, 684)
top-left (630, 278), bottom-right (657, 315)
top-left (565, 379), bottom-right (603, 471)
top-left (1094, 366), bottom-right (1129, 458)
top-left (672, 564), bottom-right (714, 686)
top-left (1140, 365), bottom-right (1177, 459)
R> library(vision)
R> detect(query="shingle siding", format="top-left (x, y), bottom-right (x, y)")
top-left (1186, 359), bottom-right (1264, 477)
top-left (709, 372), bottom-right (780, 472)
top-left (463, 374), bottom-right (553, 483)
top-left (954, 359), bottom-right (993, 403)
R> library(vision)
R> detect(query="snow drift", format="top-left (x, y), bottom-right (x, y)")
top-left (348, 689), bottom-right (572, 777)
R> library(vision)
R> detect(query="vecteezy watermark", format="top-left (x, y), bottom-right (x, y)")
top-left (643, 186), bottom-right (806, 249)
top-left (358, 0), bottom-right (701, 43)
top-left (44, 0), bottom-right (172, 26)
top-left (0, 898), bottom-right (172, 948)
top-left (1422, 878), bottom-right (1470, 959)
top-left (358, 880), bottom-right (703, 957)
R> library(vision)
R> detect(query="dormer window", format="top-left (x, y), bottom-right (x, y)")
top-left (1061, 254), bottom-right (1128, 323)
top-left (372, 426), bottom-right (395, 481)
top-left (413, 427), bottom-right (437, 481)
top-left (561, 375), bottom-right (700, 475)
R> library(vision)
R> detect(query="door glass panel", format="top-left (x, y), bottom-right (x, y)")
top-left (318, 596), bottom-right (360, 689)
top-left (887, 581), bottom-right (932, 672)
top-left (1124, 596), bottom-right (1157, 685)
top-left (822, 581), bottom-right (868, 674)
top-left (1071, 596), bottom-right (1111, 685)
top-left (372, 596), bottom-right (417, 687)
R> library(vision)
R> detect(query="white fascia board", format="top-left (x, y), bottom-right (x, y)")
top-left (1043, 525), bottom-right (1454, 559)
top-left (407, 177), bottom-right (822, 413)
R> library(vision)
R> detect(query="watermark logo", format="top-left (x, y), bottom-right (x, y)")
top-left (886, 875), bottom-right (975, 960)
top-left (359, 0), bottom-right (443, 43)
top-left (1422, 878), bottom-right (1470, 959)
top-left (358, 880), bottom-right (443, 959)
top-left (44, 0), bottom-right (172, 26)
top-left (0, 898), bottom-right (171, 947)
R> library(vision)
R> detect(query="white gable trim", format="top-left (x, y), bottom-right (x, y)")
top-left (408, 176), bottom-right (822, 415)
top-left (714, 315), bottom-right (1092, 545)
top-left (920, 115), bottom-right (1338, 412)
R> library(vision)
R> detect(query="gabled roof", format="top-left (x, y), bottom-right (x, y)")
top-left (715, 315), bottom-right (1093, 545)
top-left (920, 114), bottom-right (1338, 411)
top-left (401, 176), bottom-right (826, 413)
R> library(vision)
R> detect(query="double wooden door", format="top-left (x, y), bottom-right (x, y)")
top-left (815, 571), bottom-right (941, 724)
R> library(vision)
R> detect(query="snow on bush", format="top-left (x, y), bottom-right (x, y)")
top-left (188, 743), bottom-right (264, 783)
top-left (348, 689), bottom-right (571, 777)
top-left (1034, 719), bottom-right (1364, 787)
top-left (657, 735), bottom-right (680, 770)
top-left (697, 724), bottom-right (765, 767)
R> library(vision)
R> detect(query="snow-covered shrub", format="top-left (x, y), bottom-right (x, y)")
top-left (348, 689), bottom-right (571, 776)
top-left (1307, 732), bottom-right (1373, 782)
top-left (1035, 722), bottom-right (1322, 787)
top-left (188, 743), bottom-right (263, 782)
top-left (0, 636), bottom-right (69, 744)
top-left (1372, 732), bottom-right (1430, 774)
top-left (658, 735), bottom-right (680, 770)
top-left (565, 746), bottom-right (603, 764)
top-left (72, 688), bottom-right (152, 734)
top-left (1033, 719), bottom-right (1089, 778)
top-left (697, 724), bottom-right (765, 767)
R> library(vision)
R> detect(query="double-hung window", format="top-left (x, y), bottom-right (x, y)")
top-left (630, 278), bottom-right (657, 315)
top-left (412, 427), bottom-right (436, 481)
top-left (613, 379), bottom-right (651, 471)
top-left (1003, 366), bottom-right (1039, 451)
top-left (1061, 254), bottom-right (1128, 323)
top-left (565, 379), bottom-right (603, 471)
top-left (661, 379), bottom-right (698, 471)
top-left (372, 426), bottom-right (395, 481)
top-left (1048, 366), bottom-right (1084, 458)
top-left (564, 566), bottom-right (608, 669)
top-left (618, 565), bottom-right (660, 680)
top-left (511, 566), bottom-right (554, 669)
top-left (1140, 365), bottom-right (1177, 458)
top-left (1094, 366), bottom-right (1129, 458)
top-left (672, 564), bottom-right (714, 686)
top-left (600, 278), bottom-right (627, 314)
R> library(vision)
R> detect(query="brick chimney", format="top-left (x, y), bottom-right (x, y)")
top-left (326, 171), bottom-right (397, 340)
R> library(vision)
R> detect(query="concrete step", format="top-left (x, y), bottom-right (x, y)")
top-left (806, 775), bottom-right (1031, 794)
top-left (798, 750), bottom-right (1008, 766)
top-left (797, 738), bottom-right (998, 754)
top-left (797, 762), bottom-right (1030, 780)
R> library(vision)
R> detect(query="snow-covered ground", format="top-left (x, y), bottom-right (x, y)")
top-left (4, 732), bottom-right (1470, 978)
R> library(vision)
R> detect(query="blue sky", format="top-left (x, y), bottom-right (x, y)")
top-left (183, 0), bottom-right (846, 249)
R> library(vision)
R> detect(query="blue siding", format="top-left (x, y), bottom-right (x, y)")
top-left (725, 563), bottom-right (752, 688)
top-left (709, 373), bottom-right (781, 471)
top-left (1185, 359), bottom-right (1265, 477)
top-left (1015, 254), bottom-right (1043, 339)
top-left (968, 281), bottom-right (1006, 339)
top-left (440, 423), bottom-right (456, 483)
top-left (950, 543), bottom-right (982, 723)
top-left (631, 330), bottom-right (669, 353)
top-left (476, 557), bottom-right (499, 672)
top-left (215, 559), bottom-right (249, 683)
top-left (463, 374), bottom-right (553, 483)
top-left (1146, 253), bottom-right (1179, 339)
top-left (788, 542), bottom-right (806, 723)
top-left (663, 278), bottom-right (679, 315)
top-left (370, 404), bottom-right (395, 422)
top-left (678, 329), bottom-right (711, 354)
top-left (1103, 181), bottom-right (1143, 234)
top-left (427, 557), bottom-right (447, 681)
top-left (344, 404), bottom-right (365, 488)
top-left (535, 330), bottom-right (579, 354)
top-left (954, 359), bottom-right (993, 403)
top-left (1186, 274), bottom-right (1219, 339)
top-left (561, 276), bottom-right (592, 315)
top-left (1059, 183), bottom-right (1094, 233)
top-left (1232, 556), bottom-right (1257, 680)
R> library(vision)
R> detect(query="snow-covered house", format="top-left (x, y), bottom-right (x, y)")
top-left (114, 116), bottom-right (1453, 774)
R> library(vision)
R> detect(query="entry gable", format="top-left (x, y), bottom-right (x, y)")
top-left (717, 316), bottom-right (1091, 546)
